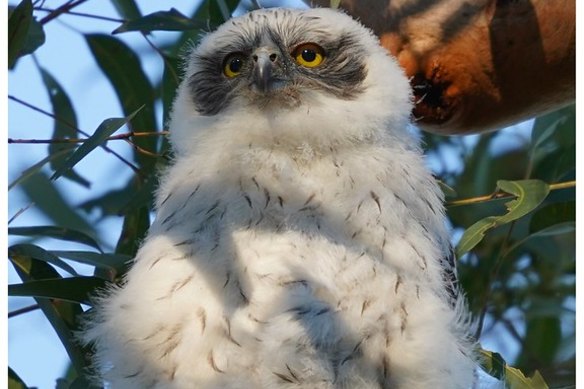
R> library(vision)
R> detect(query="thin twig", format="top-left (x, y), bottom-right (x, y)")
top-left (446, 180), bottom-right (575, 208)
top-left (8, 304), bottom-right (41, 318)
top-left (8, 202), bottom-right (35, 225)
top-left (34, 7), bottom-right (125, 23)
top-left (39, 0), bottom-right (89, 25)
top-left (9, 131), bottom-right (169, 144)
top-left (9, 95), bottom-right (141, 174)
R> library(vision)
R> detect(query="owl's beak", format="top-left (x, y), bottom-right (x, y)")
top-left (251, 49), bottom-right (279, 94)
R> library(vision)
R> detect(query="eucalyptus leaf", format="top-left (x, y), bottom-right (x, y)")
top-left (20, 172), bottom-right (93, 233)
top-left (504, 222), bottom-right (575, 257)
top-left (50, 250), bottom-right (131, 271)
top-left (110, 0), bottom-right (141, 20)
top-left (8, 148), bottom-right (69, 190)
top-left (113, 8), bottom-right (205, 34)
top-left (86, 34), bottom-right (158, 169)
top-left (456, 179), bottom-right (550, 257)
top-left (529, 201), bottom-right (575, 233)
top-left (479, 349), bottom-right (549, 389)
top-left (8, 0), bottom-right (33, 68)
top-left (9, 277), bottom-right (106, 305)
top-left (50, 107), bottom-right (143, 181)
top-left (8, 226), bottom-right (102, 252)
top-left (39, 67), bottom-right (89, 187)
top-left (10, 244), bottom-right (78, 276)
top-left (8, 366), bottom-right (29, 389)
top-left (20, 13), bottom-right (45, 57)
top-left (8, 253), bottom-right (90, 374)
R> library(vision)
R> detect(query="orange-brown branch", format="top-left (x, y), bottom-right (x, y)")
top-left (310, 0), bottom-right (575, 135)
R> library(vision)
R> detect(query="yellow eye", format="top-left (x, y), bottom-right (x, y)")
top-left (293, 43), bottom-right (324, 68)
top-left (223, 54), bottom-right (245, 78)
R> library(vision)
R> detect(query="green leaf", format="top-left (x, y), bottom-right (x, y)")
top-left (529, 201), bottom-right (575, 233)
top-left (520, 316), bottom-right (562, 366)
top-left (437, 180), bottom-right (457, 198)
top-left (20, 12), bottom-right (45, 57)
top-left (115, 205), bottom-right (150, 257)
top-left (8, 148), bottom-right (70, 190)
top-left (50, 250), bottom-right (131, 272)
top-left (113, 8), bottom-right (204, 34)
top-left (39, 67), bottom-right (89, 187)
top-left (8, 252), bottom-right (90, 375)
top-left (495, 180), bottom-right (550, 223)
top-left (8, 0), bottom-right (33, 68)
top-left (479, 349), bottom-right (507, 380)
top-left (109, 0), bottom-right (141, 20)
top-left (10, 244), bottom-right (78, 276)
top-left (505, 222), bottom-right (575, 257)
top-left (8, 226), bottom-right (102, 252)
top-left (456, 180), bottom-right (550, 257)
top-left (479, 349), bottom-right (550, 389)
top-left (20, 172), bottom-right (94, 233)
top-left (9, 277), bottom-right (106, 305)
top-left (85, 34), bottom-right (158, 169)
top-left (8, 366), bottom-right (29, 389)
top-left (198, 0), bottom-right (239, 28)
top-left (50, 107), bottom-right (142, 181)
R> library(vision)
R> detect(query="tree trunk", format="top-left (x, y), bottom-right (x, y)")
top-left (308, 0), bottom-right (575, 135)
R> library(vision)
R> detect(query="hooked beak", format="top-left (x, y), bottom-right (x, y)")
top-left (251, 48), bottom-right (280, 93)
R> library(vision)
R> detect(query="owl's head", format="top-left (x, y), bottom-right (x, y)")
top-left (169, 7), bottom-right (413, 157)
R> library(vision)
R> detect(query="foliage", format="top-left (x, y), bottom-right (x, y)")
top-left (7, 1), bottom-right (575, 388)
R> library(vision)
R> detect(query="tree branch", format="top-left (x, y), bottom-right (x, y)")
top-left (39, 0), bottom-right (89, 25)
top-left (446, 180), bottom-right (575, 208)
top-left (8, 131), bottom-right (169, 144)
top-left (309, 0), bottom-right (575, 135)
top-left (34, 7), bottom-right (125, 23)
top-left (9, 95), bottom-right (141, 174)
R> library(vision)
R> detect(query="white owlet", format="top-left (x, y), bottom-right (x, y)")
top-left (82, 7), bottom-right (477, 389)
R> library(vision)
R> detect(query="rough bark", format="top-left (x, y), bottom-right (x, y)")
top-left (308, 0), bottom-right (575, 135)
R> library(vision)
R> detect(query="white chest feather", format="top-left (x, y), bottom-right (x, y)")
top-left (84, 140), bottom-right (475, 388)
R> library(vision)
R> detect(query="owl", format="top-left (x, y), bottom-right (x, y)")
top-left (82, 7), bottom-right (477, 388)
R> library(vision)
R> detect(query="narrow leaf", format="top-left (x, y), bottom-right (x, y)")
top-left (8, 366), bottom-right (29, 389)
top-left (110, 0), bottom-right (141, 19)
top-left (8, 253), bottom-right (90, 374)
top-left (113, 8), bottom-right (204, 34)
top-left (479, 349), bottom-right (506, 380)
top-left (39, 67), bottom-right (89, 187)
top-left (9, 277), bottom-right (106, 305)
top-left (479, 349), bottom-right (549, 389)
top-left (20, 172), bottom-right (94, 233)
top-left (529, 201), bottom-right (575, 233)
top-left (456, 180), bottom-right (550, 257)
top-left (8, 0), bottom-right (33, 68)
top-left (496, 180), bottom-right (550, 224)
top-left (50, 250), bottom-right (131, 271)
top-left (504, 222), bottom-right (575, 257)
top-left (10, 244), bottom-right (78, 276)
top-left (505, 367), bottom-right (549, 389)
top-left (8, 226), bottom-right (102, 252)
top-left (86, 34), bottom-right (158, 169)
top-left (437, 180), bottom-right (457, 198)
top-left (51, 107), bottom-right (142, 181)
top-left (8, 148), bottom-right (70, 190)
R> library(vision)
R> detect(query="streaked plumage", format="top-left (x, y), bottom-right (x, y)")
top-left (82, 7), bottom-right (477, 388)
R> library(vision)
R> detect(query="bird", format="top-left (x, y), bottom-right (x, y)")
top-left (81, 7), bottom-right (477, 388)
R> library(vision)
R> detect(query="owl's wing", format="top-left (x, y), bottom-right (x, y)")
top-left (442, 246), bottom-right (460, 307)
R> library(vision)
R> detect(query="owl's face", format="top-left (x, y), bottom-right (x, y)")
top-left (170, 8), bottom-right (413, 156)
top-left (188, 8), bottom-right (373, 115)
